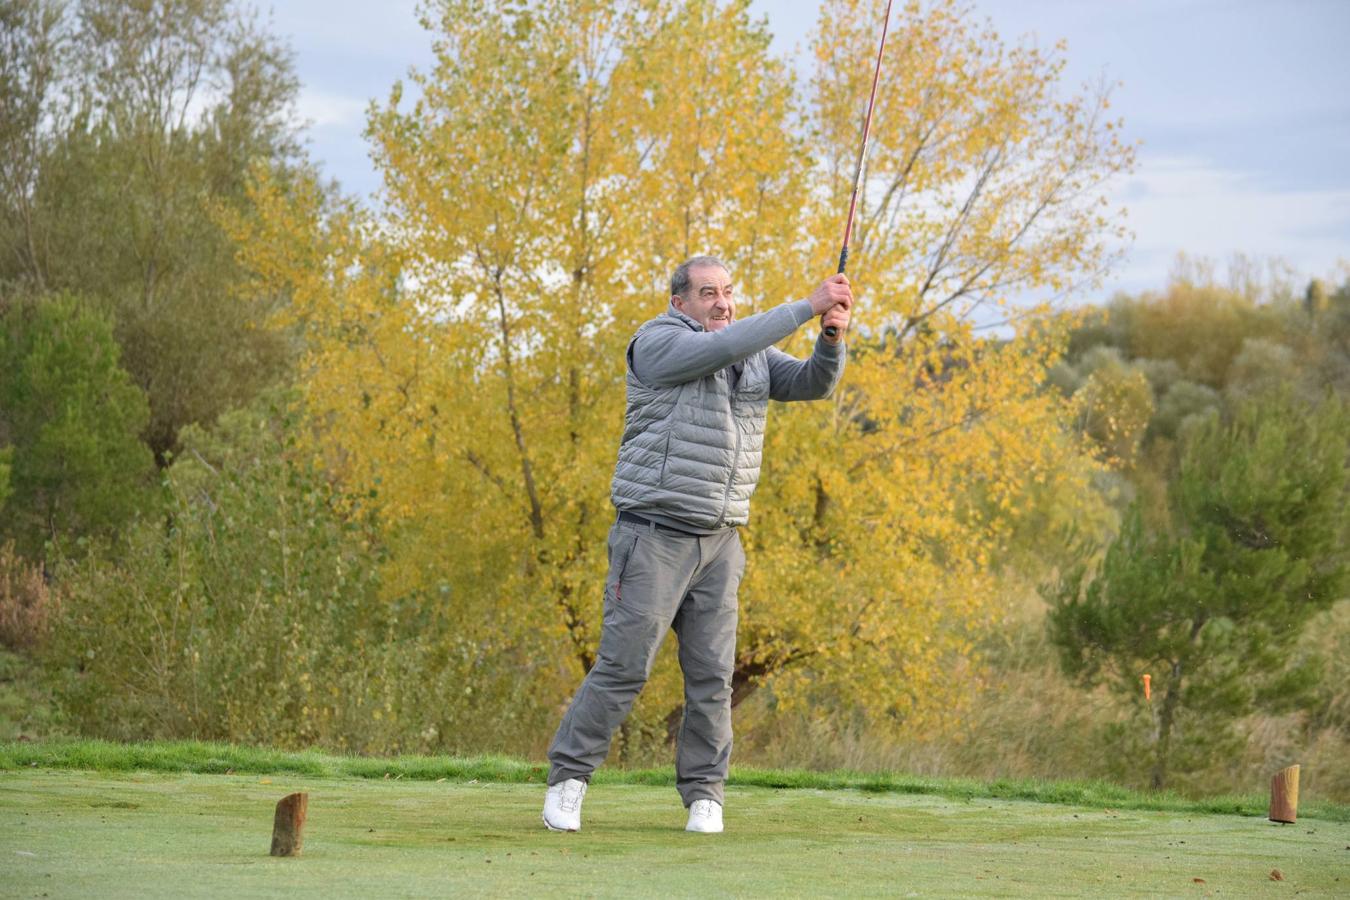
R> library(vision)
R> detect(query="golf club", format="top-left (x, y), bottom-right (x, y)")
top-left (825, 0), bottom-right (895, 339)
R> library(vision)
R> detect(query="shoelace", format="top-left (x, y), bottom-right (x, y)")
top-left (560, 782), bottom-right (585, 813)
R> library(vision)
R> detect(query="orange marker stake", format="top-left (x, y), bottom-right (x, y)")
top-left (1142, 673), bottom-right (1152, 702)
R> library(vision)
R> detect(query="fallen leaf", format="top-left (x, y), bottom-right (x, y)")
top-left (1269, 869), bottom-right (1284, 881)
top-left (1192, 878), bottom-right (1205, 884)
top-left (259, 778), bottom-right (272, 785)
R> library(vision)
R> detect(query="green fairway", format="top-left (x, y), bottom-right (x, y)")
top-left (3, 769), bottom-right (1347, 898)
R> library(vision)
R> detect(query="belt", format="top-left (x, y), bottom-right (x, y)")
top-left (617, 511), bottom-right (703, 536)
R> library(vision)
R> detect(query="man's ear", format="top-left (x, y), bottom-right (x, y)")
top-left (671, 295), bottom-right (686, 312)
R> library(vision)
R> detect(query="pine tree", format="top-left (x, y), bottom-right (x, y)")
top-left (1048, 389), bottom-right (1349, 788)
top-left (0, 294), bottom-right (157, 557)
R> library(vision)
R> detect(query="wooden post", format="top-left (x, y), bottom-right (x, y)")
top-left (1269, 765), bottom-right (1299, 824)
top-left (270, 792), bottom-right (309, 856)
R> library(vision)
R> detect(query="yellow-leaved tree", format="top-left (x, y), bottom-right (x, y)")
top-left (738, 0), bottom-right (1134, 735)
top-left (228, 0), bottom-right (1132, 756)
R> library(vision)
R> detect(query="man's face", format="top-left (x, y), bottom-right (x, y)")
top-left (673, 265), bottom-right (735, 332)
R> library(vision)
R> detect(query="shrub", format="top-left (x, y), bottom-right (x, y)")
top-left (0, 294), bottom-right (157, 559)
top-left (45, 392), bottom-right (556, 755)
top-left (0, 541), bottom-right (57, 651)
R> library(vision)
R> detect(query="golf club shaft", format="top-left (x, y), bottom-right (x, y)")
top-left (825, 0), bottom-right (894, 339)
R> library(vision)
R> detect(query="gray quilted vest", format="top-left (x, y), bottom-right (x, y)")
top-left (610, 309), bottom-right (771, 529)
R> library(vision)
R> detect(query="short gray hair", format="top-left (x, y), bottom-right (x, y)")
top-left (670, 255), bottom-right (729, 298)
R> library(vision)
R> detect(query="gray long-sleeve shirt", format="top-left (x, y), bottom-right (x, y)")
top-left (631, 298), bottom-right (846, 400)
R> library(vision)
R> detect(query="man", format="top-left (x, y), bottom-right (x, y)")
top-left (542, 256), bottom-right (852, 834)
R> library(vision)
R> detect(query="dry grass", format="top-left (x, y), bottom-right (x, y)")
top-left (0, 541), bottom-right (56, 652)
top-left (735, 598), bottom-right (1350, 804)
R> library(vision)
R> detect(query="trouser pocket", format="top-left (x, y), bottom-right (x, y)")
top-left (604, 524), bottom-right (640, 599)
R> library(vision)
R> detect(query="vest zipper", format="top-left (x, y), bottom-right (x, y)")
top-left (715, 416), bottom-right (743, 528)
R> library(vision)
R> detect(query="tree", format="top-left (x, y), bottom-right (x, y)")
top-left (1120, 260), bottom-right (1285, 390)
top-left (1047, 390), bottom-right (1349, 788)
top-left (0, 0), bottom-right (70, 293)
top-left (231, 0), bottom-right (1132, 749)
top-left (1, 0), bottom-right (302, 461)
top-left (1069, 349), bottom-right (1155, 467)
top-left (0, 294), bottom-right (157, 557)
top-left (1301, 275), bottom-right (1350, 395)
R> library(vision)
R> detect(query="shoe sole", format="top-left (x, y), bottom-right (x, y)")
top-left (542, 813), bottom-right (578, 832)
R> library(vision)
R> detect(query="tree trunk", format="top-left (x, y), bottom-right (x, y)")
top-left (1151, 660), bottom-right (1183, 790)
top-left (664, 704), bottom-right (683, 746)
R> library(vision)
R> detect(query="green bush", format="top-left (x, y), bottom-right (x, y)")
top-left (0, 446), bottom-right (12, 511)
top-left (45, 392), bottom-right (555, 755)
top-left (0, 293), bottom-right (157, 558)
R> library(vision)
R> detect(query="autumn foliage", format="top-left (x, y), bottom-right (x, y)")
top-left (219, 0), bottom-right (1133, 752)
top-left (12, 3), bottom-right (1346, 797)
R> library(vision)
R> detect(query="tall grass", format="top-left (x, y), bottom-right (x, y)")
top-left (0, 541), bottom-right (57, 651)
top-left (735, 598), bottom-right (1350, 804)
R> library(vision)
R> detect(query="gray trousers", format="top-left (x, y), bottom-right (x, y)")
top-left (546, 517), bottom-right (744, 806)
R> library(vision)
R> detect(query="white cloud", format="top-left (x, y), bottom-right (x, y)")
top-left (296, 88), bottom-right (368, 130)
top-left (269, 1), bottom-right (429, 63)
top-left (1108, 153), bottom-right (1350, 292)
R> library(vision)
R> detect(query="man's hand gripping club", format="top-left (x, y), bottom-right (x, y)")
top-left (807, 273), bottom-right (853, 344)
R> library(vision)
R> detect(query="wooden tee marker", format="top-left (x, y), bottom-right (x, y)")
top-left (1269, 765), bottom-right (1299, 824)
top-left (270, 792), bottom-right (309, 856)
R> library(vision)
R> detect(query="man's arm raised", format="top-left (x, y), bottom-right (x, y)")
top-left (631, 275), bottom-right (853, 388)
top-left (766, 337), bottom-right (846, 402)
top-left (631, 300), bottom-right (813, 388)
top-left (767, 274), bottom-right (851, 400)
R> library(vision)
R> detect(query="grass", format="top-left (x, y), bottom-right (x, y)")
top-left (0, 649), bottom-right (67, 742)
top-left (4, 768), bottom-right (1348, 898)
top-left (3, 738), bottom-right (1350, 824)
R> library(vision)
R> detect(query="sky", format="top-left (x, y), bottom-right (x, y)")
top-left (270, 0), bottom-right (1350, 300)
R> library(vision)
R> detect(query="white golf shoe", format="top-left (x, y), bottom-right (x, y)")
top-left (542, 778), bottom-right (587, 832)
top-left (685, 798), bottom-right (724, 833)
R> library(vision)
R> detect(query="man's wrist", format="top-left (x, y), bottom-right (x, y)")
top-left (788, 298), bottom-right (814, 326)
top-left (815, 332), bottom-right (845, 353)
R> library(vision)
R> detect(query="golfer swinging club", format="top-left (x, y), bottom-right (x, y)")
top-left (542, 258), bottom-right (852, 833)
